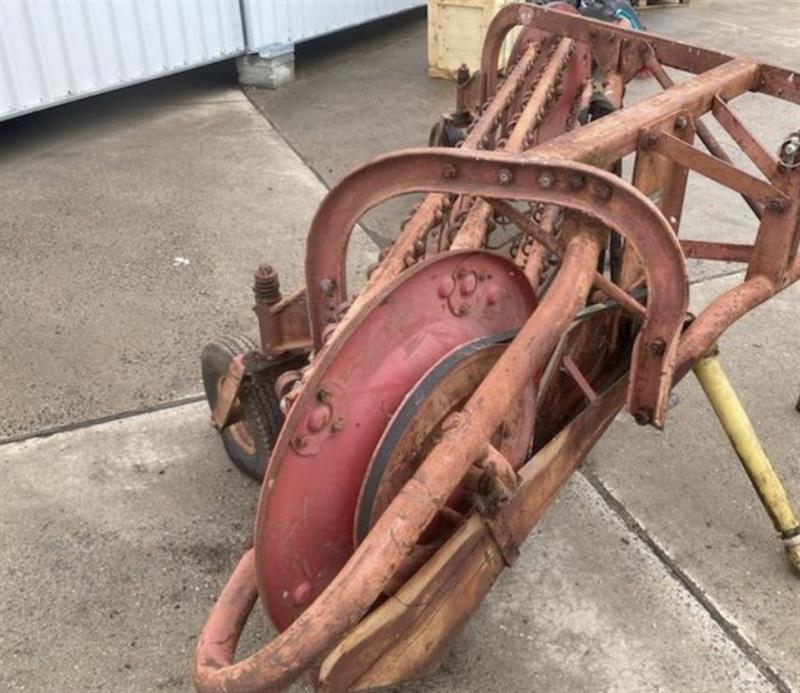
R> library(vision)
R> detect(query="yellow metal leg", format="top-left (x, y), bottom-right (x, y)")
top-left (693, 351), bottom-right (800, 575)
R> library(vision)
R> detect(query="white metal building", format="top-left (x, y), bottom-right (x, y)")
top-left (0, 0), bottom-right (423, 122)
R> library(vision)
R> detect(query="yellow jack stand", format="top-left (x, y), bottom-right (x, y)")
top-left (693, 350), bottom-right (800, 575)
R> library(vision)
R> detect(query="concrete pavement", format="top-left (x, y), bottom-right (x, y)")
top-left (0, 67), bottom-right (376, 439)
top-left (588, 273), bottom-right (800, 688)
top-left (0, 398), bottom-right (783, 693)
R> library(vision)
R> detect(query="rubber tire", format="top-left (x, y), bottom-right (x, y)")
top-left (201, 335), bottom-right (264, 481)
top-left (236, 351), bottom-right (293, 482)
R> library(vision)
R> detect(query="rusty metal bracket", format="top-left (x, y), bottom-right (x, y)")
top-left (255, 286), bottom-right (312, 359)
top-left (711, 95), bottom-right (781, 185)
top-left (210, 354), bottom-right (246, 431)
top-left (481, 511), bottom-right (521, 567)
top-left (647, 129), bottom-right (789, 208)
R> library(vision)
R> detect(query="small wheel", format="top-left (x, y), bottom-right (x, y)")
top-left (201, 335), bottom-right (267, 481)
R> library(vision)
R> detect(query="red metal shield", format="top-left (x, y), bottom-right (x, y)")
top-left (254, 251), bottom-right (536, 630)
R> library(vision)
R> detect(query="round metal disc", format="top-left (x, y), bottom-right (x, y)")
top-left (354, 331), bottom-right (536, 545)
top-left (254, 251), bottom-right (536, 631)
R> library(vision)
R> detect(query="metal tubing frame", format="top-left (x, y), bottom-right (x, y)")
top-left (195, 5), bottom-right (800, 691)
top-left (647, 130), bottom-right (788, 208)
top-left (644, 51), bottom-right (765, 220)
top-left (480, 4), bottom-right (800, 104)
top-left (195, 232), bottom-right (603, 693)
top-left (304, 148), bottom-right (687, 427)
top-left (305, 24), bottom-right (797, 359)
top-left (194, 257), bottom-right (800, 693)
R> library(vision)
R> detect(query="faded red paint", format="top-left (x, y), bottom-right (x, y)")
top-left (194, 4), bottom-right (799, 692)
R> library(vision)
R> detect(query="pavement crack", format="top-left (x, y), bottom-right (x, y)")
top-left (580, 468), bottom-right (795, 693)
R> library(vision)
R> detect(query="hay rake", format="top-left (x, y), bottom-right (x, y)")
top-left (195, 4), bottom-right (800, 691)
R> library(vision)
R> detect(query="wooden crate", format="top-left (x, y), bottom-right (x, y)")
top-left (427, 0), bottom-right (517, 80)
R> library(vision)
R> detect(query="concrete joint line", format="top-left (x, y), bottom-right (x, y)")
top-left (580, 468), bottom-right (795, 693)
top-left (0, 394), bottom-right (205, 448)
top-left (241, 89), bottom-right (388, 249)
top-left (689, 267), bottom-right (749, 286)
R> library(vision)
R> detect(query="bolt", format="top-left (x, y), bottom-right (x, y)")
top-left (538, 172), bottom-right (555, 189)
top-left (442, 163), bottom-right (457, 179)
top-left (675, 115), bottom-right (689, 130)
top-left (460, 273), bottom-right (478, 296)
top-left (441, 412), bottom-right (465, 432)
top-left (640, 130), bottom-right (660, 149)
top-left (319, 277), bottom-right (336, 296)
top-left (777, 135), bottom-right (800, 169)
top-left (485, 285), bottom-right (502, 306)
top-left (457, 303), bottom-right (471, 315)
top-left (437, 277), bottom-right (455, 298)
top-left (253, 264), bottom-right (282, 305)
top-left (596, 183), bottom-right (612, 201)
top-left (649, 339), bottom-right (667, 356)
top-left (307, 405), bottom-right (331, 433)
top-left (568, 173), bottom-right (585, 190)
top-left (292, 582), bottom-right (313, 607)
top-left (767, 198), bottom-right (788, 214)
top-left (331, 417), bottom-right (345, 433)
top-left (633, 408), bottom-right (653, 426)
top-left (293, 435), bottom-right (308, 450)
top-left (497, 168), bottom-right (513, 185)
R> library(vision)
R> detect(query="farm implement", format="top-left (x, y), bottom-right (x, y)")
top-left (194, 4), bottom-right (800, 691)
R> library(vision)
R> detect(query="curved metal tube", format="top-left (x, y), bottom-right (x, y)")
top-left (328, 39), bottom-right (547, 345)
top-left (480, 2), bottom-right (576, 102)
top-left (304, 146), bottom-right (688, 427)
top-left (194, 233), bottom-right (602, 693)
top-left (675, 254), bottom-right (798, 380)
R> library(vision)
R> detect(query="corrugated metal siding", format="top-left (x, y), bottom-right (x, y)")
top-left (1, 1), bottom-right (425, 121)
top-left (242, 0), bottom-right (424, 52)
top-left (0, 0), bottom-right (245, 121)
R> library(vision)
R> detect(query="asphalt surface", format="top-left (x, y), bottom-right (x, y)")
top-left (1, 1), bottom-right (799, 692)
